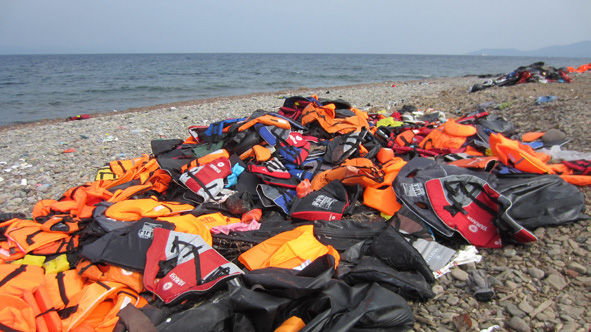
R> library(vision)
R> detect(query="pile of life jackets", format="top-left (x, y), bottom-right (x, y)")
top-left (0, 90), bottom-right (590, 332)
top-left (468, 61), bottom-right (573, 92)
top-left (567, 62), bottom-right (591, 73)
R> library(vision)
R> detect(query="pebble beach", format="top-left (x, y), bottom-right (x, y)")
top-left (1, 73), bottom-right (590, 332)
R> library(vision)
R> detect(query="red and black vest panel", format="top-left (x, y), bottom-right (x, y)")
top-left (425, 174), bottom-right (536, 248)
top-left (179, 157), bottom-right (232, 202)
top-left (81, 218), bottom-right (175, 272)
top-left (290, 180), bottom-right (349, 222)
top-left (144, 228), bottom-right (243, 304)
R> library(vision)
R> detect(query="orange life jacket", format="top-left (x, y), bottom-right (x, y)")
top-left (301, 102), bottom-right (369, 135)
top-left (0, 264), bottom-right (45, 297)
top-left (76, 260), bottom-right (145, 294)
top-left (547, 163), bottom-right (591, 186)
top-left (61, 281), bottom-right (147, 332)
top-left (238, 225), bottom-right (340, 270)
top-left (157, 214), bottom-right (213, 246)
top-left (447, 156), bottom-right (499, 171)
top-left (489, 133), bottom-right (554, 174)
top-left (36, 214), bottom-right (84, 234)
top-left (394, 130), bottom-right (418, 147)
top-left (311, 158), bottom-right (384, 191)
top-left (1, 219), bottom-right (71, 261)
top-left (362, 157), bottom-right (407, 216)
top-left (185, 212), bottom-right (241, 229)
top-left (107, 157), bottom-right (171, 194)
top-left (108, 154), bottom-right (151, 178)
top-left (44, 270), bottom-right (86, 310)
top-left (0, 294), bottom-right (37, 332)
top-left (103, 197), bottom-right (194, 222)
top-left (238, 114), bottom-right (292, 132)
top-left (180, 149), bottom-right (230, 173)
top-left (418, 119), bottom-right (476, 150)
top-left (40, 182), bottom-right (114, 219)
top-left (0, 264), bottom-right (62, 332)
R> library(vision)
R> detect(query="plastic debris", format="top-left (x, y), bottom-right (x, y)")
top-left (539, 145), bottom-right (591, 161)
top-left (433, 246), bottom-right (482, 279)
top-left (36, 183), bottom-right (51, 192)
top-left (535, 95), bottom-right (558, 104)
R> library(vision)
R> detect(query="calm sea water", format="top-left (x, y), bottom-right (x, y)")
top-left (0, 53), bottom-right (588, 126)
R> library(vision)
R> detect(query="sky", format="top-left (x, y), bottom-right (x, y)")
top-left (1, 0), bottom-right (590, 55)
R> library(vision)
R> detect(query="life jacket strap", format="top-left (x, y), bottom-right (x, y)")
top-left (57, 271), bottom-right (70, 306)
top-left (0, 321), bottom-right (24, 332)
top-left (0, 265), bottom-right (27, 288)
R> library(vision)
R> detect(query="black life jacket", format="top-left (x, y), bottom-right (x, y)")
top-left (80, 219), bottom-right (175, 271)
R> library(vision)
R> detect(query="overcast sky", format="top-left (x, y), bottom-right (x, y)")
top-left (1, 0), bottom-right (590, 55)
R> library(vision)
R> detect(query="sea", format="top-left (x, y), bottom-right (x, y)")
top-left (0, 53), bottom-right (588, 127)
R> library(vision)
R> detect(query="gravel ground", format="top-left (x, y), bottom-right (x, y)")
top-left (0, 72), bottom-right (589, 332)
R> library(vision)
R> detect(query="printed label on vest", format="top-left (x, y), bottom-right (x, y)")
top-left (138, 222), bottom-right (162, 240)
top-left (312, 195), bottom-right (337, 210)
top-left (168, 273), bottom-right (186, 287)
top-left (403, 183), bottom-right (425, 197)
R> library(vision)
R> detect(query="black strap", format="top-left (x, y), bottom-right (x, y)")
top-left (0, 322), bottom-right (25, 332)
top-left (187, 170), bottom-right (218, 200)
top-left (171, 236), bottom-right (204, 285)
top-left (117, 289), bottom-right (139, 300)
top-left (117, 161), bottom-right (127, 174)
top-left (36, 307), bottom-right (58, 318)
top-left (97, 281), bottom-right (111, 291)
top-left (26, 230), bottom-right (44, 245)
top-left (443, 181), bottom-right (498, 217)
top-left (0, 265), bottom-right (27, 288)
top-left (77, 262), bottom-right (94, 275)
top-left (202, 266), bottom-right (231, 284)
top-left (58, 305), bottom-right (79, 319)
top-left (56, 271), bottom-right (70, 306)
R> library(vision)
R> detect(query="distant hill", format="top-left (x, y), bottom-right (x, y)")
top-left (466, 40), bottom-right (591, 58)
